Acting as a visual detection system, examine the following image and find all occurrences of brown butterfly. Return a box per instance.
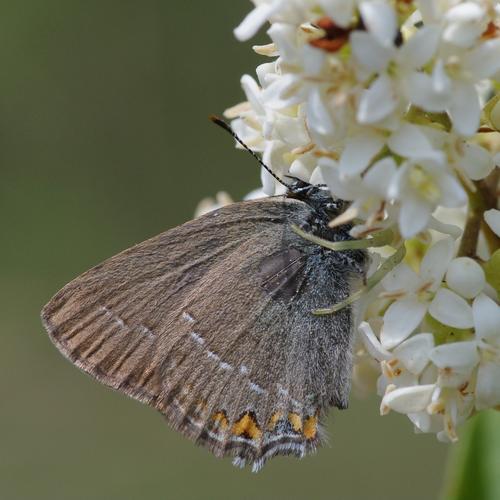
[42,121,367,472]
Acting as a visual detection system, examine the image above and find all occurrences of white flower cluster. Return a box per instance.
[226,0,500,441]
[358,237,500,441]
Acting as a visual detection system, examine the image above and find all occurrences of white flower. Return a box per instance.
[407,27,500,136]
[474,293,500,410]
[260,23,351,142]
[351,18,440,125]
[318,0,358,28]
[195,192,233,217]
[484,208,500,237]
[445,257,486,299]
[409,125,496,182]
[363,289,500,441]
[319,156,396,217]
[428,288,474,329]
[234,0,313,41]
[336,128,388,177]
[442,2,490,48]
[228,71,312,194]
[429,341,479,388]
[381,384,436,415]
[453,141,495,181]
[388,156,467,238]
[379,237,455,349]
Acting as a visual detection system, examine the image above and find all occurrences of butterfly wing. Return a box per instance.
[42,196,365,471]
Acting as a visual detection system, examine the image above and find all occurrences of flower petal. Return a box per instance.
[428,215,463,240]
[437,171,468,208]
[429,341,479,368]
[240,74,265,115]
[339,130,385,177]
[473,293,500,342]
[309,165,325,185]
[463,39,500,79]
[430,341,479,388]
[261,73,303,109]
[407,72,449,112]
[267,23,299,64]
[306,86,334,136]
[443,2,486,48]
[431,60,452,95]
[398,25,440,69]
[399,196,433,238]
[484,209,500,237]
[408,411,442,433]
[388,123,436,159]
[382,384,436,414]
[429,288,474,328]
[359,0,398,48]
[350,31,392,73]
[446,257,486,299]
[382,263,420,293]
[457,143,495,181]
[363,157,398,197]
[393,333,435,375]
[261,164,278,195]
[417,0,441,23]
[359,321,391,361]
[381,297,427,349]
[357,73,398,124]
[420,237,455,291]
[319,158,360,201]
[448,82,481,136]
[234,0,284,41]
[302,43,327,76]
[476,362,500,410]
[319,0,355,27]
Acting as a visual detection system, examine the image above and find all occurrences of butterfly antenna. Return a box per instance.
[210,115,291,189]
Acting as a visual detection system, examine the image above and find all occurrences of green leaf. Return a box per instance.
[442,411,500,500]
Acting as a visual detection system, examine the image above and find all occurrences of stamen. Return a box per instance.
[252,43,278,56]
[291,143,315,155]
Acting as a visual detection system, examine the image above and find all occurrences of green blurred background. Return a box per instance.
[0,1,457,498]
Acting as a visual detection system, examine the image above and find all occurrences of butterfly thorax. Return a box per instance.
[286,182,350,242]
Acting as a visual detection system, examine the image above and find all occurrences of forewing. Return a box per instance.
[42,197,360,471]
[42,198,288,404]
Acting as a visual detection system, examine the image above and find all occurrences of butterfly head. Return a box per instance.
[286,177,347,226]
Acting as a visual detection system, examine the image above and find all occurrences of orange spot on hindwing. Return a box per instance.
[303,416,318,440]
[288,412,303,433]
[231,412,262,440]
[268,411,284,431]
[212,411,229,431]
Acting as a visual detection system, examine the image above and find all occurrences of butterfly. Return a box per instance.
[41,120,368,472]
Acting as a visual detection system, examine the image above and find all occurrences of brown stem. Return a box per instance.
[458,187,484,258]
